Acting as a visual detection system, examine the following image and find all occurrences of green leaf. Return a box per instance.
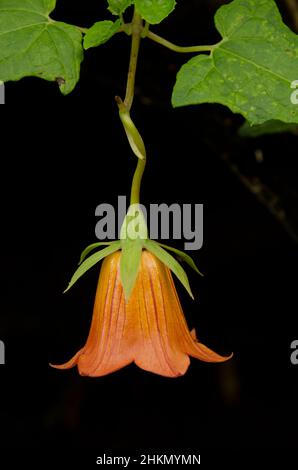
[84,20,121,50]
[107,0,133,15]
[239,120,298,137]
[156,241,203,276]
[0,0,83,95]
[172,0,298,125]
[64,242,121,293]
[145,239,194,299]
[120,238,143,300]
[134,0,176,24]
[79,241,119,264]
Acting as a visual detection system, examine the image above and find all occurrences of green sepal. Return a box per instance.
[119,204,148,301]
[157,242,203,276]
[79,241,119,265]
[83,19,121,50]
[64,241,121,293]
[120,204,148,242]
[120,238,143,301]
[145,239,194,299]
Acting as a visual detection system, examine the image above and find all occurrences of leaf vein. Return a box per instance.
[219,45,292,84]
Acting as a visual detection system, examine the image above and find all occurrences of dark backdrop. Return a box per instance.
[1,0,298,466]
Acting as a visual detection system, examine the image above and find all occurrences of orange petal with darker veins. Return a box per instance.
[51,250,232,378]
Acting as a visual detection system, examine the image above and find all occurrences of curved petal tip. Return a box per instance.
[50,348,84,370]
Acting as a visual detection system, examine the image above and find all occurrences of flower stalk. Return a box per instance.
[116,8,147,207]
[124,9,143,111]
[53,6,233,377]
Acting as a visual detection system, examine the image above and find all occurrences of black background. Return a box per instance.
[1,0,298,466]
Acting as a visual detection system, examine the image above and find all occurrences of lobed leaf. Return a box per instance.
[172,0,298,125]
[0,0,83,94]
[107,0,133,15]
[84,20,121,50]
[134,0,176,24]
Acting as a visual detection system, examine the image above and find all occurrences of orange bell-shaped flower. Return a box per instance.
[52,250,231,377]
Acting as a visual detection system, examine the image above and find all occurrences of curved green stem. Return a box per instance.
[124,10,143,111]
[121,8,146,206]
[116,9,147,206]
[146,30,217,53]
[130,159,146,205]
[120,13,217,207]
